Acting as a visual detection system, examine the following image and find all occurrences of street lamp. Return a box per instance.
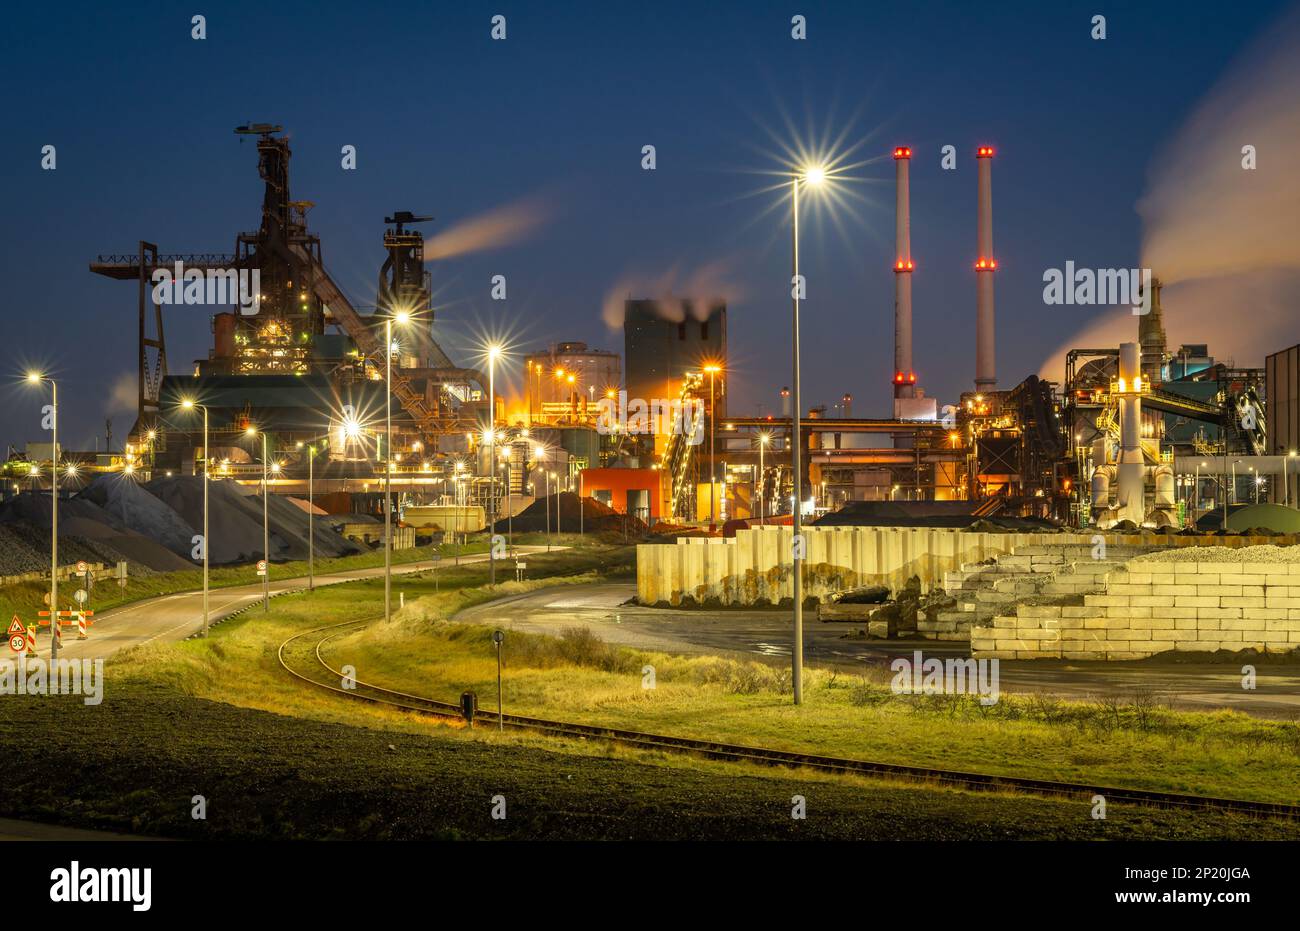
[384,312,412,624]
[246,426,270,611]
[487,344,502,584]
[307,443,316,590]
[704,363,722,528]
[535,446,551,552]
[789,163,826,706]
[181,399,210,634]
[27,372,58,661]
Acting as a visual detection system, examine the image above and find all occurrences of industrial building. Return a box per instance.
[21,131,1280,537]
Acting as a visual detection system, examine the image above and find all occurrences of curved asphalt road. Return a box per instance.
[456,582,1300,719]
[47,548,553,663]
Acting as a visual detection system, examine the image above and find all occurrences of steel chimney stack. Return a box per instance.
[975,146,996,390]
[893,146,915,400]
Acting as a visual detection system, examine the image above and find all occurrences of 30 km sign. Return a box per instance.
[256,560,268,577]
[8,634,25,654]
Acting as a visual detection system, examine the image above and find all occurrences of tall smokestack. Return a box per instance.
[975,146,996,390]
[893,146,915,401]
[1116,341,1146,526]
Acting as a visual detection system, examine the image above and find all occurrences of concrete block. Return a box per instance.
[1085,595,1131,607]
[1221,596,1265,609]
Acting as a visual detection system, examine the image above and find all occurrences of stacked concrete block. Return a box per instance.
[922,542,1147,642]
[972,557,1300,660]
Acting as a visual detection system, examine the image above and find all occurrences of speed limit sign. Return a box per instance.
[8,633,26,653]
[256,560,268,577]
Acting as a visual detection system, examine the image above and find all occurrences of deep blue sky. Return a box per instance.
[1,0,1290,449]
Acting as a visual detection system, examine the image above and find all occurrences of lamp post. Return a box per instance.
[487,344,501,584]
[307,443,315,591]
[382,311,412,622]
[27,373,58,660]
[552,470,560,536]
[536,447,550,552]
[246,427,270,611]
[182,400,210,634]
[788,164,824,706]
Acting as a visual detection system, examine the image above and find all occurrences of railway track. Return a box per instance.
[278,619,1300,820]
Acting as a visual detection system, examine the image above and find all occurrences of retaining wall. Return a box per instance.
[635,527,1101,606]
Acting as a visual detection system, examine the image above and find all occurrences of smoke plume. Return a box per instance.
[601,260,744,329]
[1137,6,1300,283]
[1043,7,1300,379]
[422,193,554,261]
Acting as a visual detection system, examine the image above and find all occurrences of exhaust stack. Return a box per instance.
[975,146,996,389]
[1116,341,1146,526]
[892,147,915,401]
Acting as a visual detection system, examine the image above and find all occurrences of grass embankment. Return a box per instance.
[327,620,1300,808]
[0,530,554,622]
[2,542,1294,839]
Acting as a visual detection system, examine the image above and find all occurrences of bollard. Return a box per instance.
[460,690,478,729]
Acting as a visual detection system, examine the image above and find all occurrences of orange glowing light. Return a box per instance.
[893,146,912,159]
[894,259,914,271]
[977,146,995,157]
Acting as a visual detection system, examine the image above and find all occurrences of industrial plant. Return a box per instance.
[7,0,1300,892]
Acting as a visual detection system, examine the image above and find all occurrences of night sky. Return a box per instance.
[1,0,1291,450]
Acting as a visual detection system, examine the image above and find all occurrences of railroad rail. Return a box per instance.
[278,619,1300,820]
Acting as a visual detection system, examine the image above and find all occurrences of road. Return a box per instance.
[48,548,551,663]
[455,582,1300,718]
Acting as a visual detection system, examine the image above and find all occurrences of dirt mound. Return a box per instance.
[0,492,188,574]
[495,492,646,534]
[78,474,197,557]
[145,476,360,564]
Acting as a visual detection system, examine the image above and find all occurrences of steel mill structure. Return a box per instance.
[57,133,1277,532]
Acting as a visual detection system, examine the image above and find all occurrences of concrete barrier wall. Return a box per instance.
[972,558,1300,659]
[636,527,1105,606]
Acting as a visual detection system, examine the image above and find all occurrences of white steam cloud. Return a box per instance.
[1043,7,1300,379]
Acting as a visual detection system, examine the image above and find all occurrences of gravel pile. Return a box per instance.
[145,476,359,563]
[78,474,198,557]
[1133,544,1300,563]
[0,493,189,575]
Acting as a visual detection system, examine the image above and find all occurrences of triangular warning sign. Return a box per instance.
[7,615,24,636]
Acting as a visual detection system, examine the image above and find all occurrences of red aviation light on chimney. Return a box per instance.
[976,146,995,158]
[893,146,912,159]
[893,371,916,384]
[975,258,997,270]
[894,259,914,272]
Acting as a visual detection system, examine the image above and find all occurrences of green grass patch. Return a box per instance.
[6,543,1294,839]
[324,619,1300,807]
[0,530,603,625]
